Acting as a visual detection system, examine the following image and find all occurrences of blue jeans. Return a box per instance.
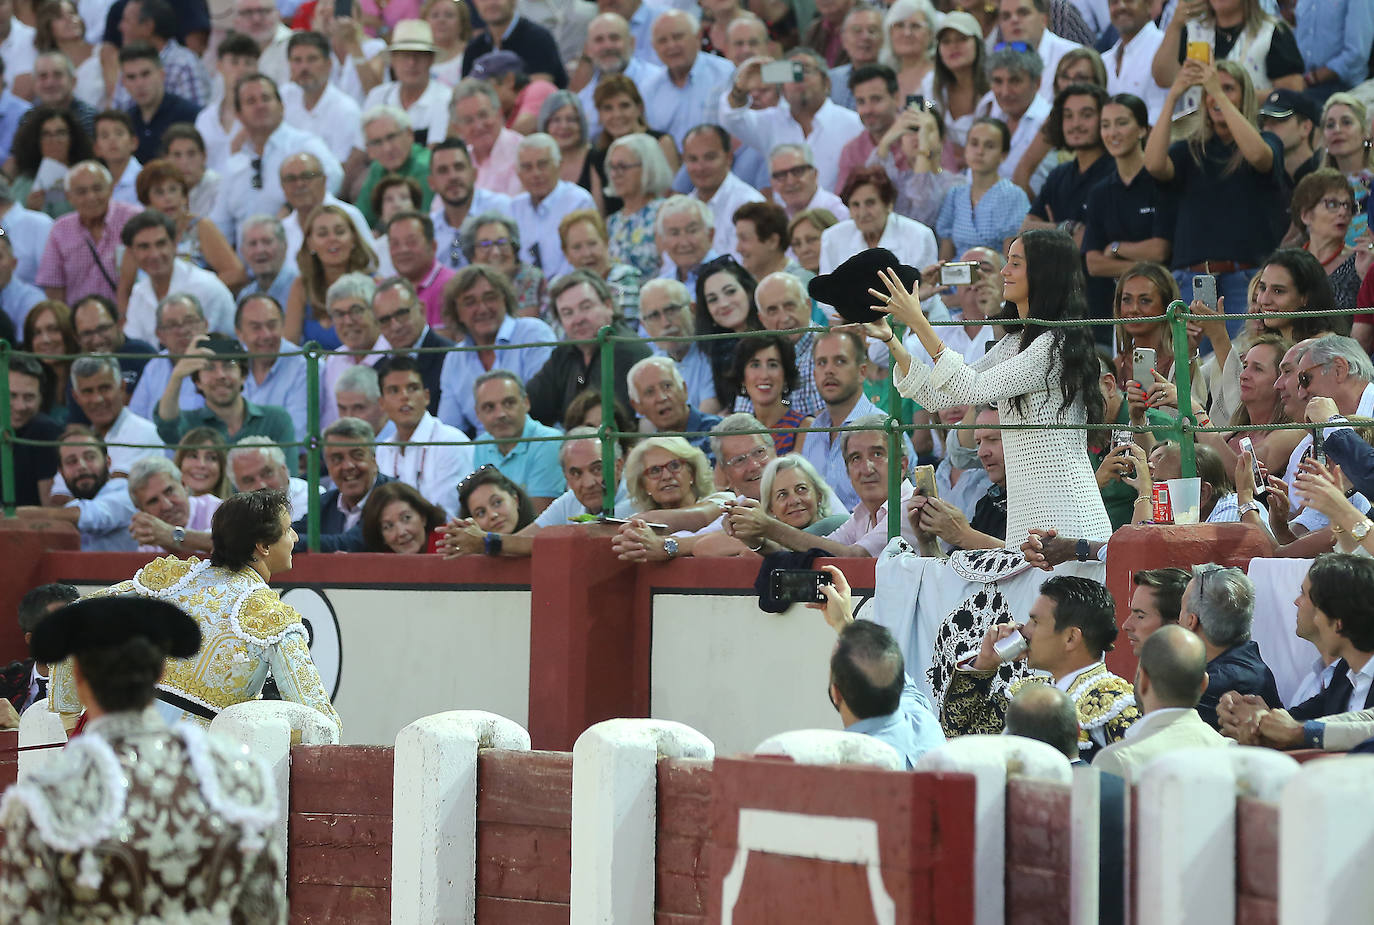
[1173,267,1259,347]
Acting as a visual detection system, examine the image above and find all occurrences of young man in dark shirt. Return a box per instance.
[7,355,61,507]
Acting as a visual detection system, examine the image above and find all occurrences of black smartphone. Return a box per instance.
[334,0,353,17]
[770,569,833,605]
[906,94,926,110]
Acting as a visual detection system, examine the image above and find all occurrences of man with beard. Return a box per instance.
[281,31,368,187]
[1019,84,1113,245]
[428,139,511,271]
[470,370,565,510]
[574,13,664,140]
[627,356,721,461]
[17,426,138,551]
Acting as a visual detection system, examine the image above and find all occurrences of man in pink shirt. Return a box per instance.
[35,161,143,305]
[386,210,455,329]
[835,63,907,194]
[449,78,524,196]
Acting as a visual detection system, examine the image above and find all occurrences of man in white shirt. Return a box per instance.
[233,0,292,86]
[281,31,367,179]
[211,73,344,248]
[0,179,53,286]
[1102,0,1167,123]
[639,10,736,145]
[768,143,849,219]
[576,12,665,140]
[721,50,863,193]
[361,20,453,145]
[683,124,764,259]
[997,0,1082,101]
[375,357,475,519]
[227,436,317,521]
[193,31,259,172]
[509,133,596,280]
[277,152,372,266]
[975,47,1053,189]
[122,211,236,342]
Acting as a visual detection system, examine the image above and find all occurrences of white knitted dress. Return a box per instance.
[895,331,1113,545]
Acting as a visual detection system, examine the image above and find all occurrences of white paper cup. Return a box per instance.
[1166,477,1202,525]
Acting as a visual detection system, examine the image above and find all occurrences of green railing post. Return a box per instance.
[0,340,13,516]
[1166,300,1197,479]
[597,324,615,515]
[885,323,906,541]
[304,341,321,552]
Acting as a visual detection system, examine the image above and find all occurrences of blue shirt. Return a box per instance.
[535,479,635,525]
[1295,0,1373,87]
[510,180,596,280]
[0,90,32,165]
[237,265,299,311]
[628,0,670,66]
[0,203,53,285]
[433,188,512,271]
[471,415,568,500]
[437,314,556,437]
[800,393,914,513]
[128,354,205,421]
[241,338,310,439]
[0,278,44,332]
[651,342,718,410]
[68,476,139,552]
[640,52,737,145]
[846,674,946,770]
[936,177,1030,257]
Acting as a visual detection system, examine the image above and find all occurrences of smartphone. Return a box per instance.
[761,60,803,84]
[770,569,833,605]
[1192,274,1218,312]
[1186,40,1212,64]
[1239,436,1268,501]
[940,261,978,287]
[1312,428,1327,466]
[333,0,352,16]
[1132,347,1156,386]
[1112,429,1136,477]
[906,94,927,110]
[912,464,938,498]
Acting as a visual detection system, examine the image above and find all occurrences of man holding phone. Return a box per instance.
[835,63,905,193]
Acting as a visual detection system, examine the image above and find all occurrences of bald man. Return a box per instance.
[1092,625,1229,781]
[574,12,665,139]
[1005,683,1081,762]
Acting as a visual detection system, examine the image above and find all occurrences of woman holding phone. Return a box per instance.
[870,229,1112,546]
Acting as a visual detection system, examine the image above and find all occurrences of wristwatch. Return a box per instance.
[663,537,679,559]
[1075,538,1090,561]
[171,525,187,547]
[1237,500,1264,517]
[1353,520,1373,541]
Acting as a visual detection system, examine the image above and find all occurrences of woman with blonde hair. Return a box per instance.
[1150,0,1304,99]
[1319,93,1374,245]
[284,204,379,348]
[604,132,674,280]
[612,436,743,561]
[423,0,473,86]
[879,0,937,101]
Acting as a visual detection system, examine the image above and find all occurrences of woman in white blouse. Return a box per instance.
[818,165,938,282]
[867,229,1113,546]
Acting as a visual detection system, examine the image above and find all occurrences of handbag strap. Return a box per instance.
[84,237,118,292]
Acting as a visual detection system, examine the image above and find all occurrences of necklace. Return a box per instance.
[1304,240,1344,268]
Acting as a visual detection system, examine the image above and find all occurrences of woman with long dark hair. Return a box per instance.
[874,229,1112,545]
[695,255,763,408]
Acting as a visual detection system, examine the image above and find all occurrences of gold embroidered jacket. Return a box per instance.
[941,661,1139,760]
[50,556,341,734]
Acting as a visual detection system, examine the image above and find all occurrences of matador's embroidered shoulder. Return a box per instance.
[231,587,306,646]
[131,555,202,593]
[1068,664,1138,733]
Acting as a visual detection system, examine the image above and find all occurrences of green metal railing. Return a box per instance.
[1,301,1363,549]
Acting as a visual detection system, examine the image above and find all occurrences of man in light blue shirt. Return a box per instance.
[0,180,53,285]
[236,215,299,310]
[236,293,309,440]
[470,369,567,508]
[813,565,945,769]
[1294,0,1374,100]
[510,133,596,280]
[0,77,31,166]
[640,277,719,411]
[0,231,43,333]
[26,429,140,552]
[436,266,557,436]
[638,9,735,144]
[611,0,671,66]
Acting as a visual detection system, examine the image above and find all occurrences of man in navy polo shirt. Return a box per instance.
[462,0,568,88]
[120,42,200,164]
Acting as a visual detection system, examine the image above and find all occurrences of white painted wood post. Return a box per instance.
[16,700,67,779]
[914,734,1072,925]
[1280,755,1374,925]
[753,728,904,769]
[570,718,714,925]
[390,710,531,925]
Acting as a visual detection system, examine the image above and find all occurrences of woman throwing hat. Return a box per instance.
[868,230,1112,546]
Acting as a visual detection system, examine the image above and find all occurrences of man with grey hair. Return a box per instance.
[1178,564,1282,729]
[448,78,524,196]
[0,176,54,287]
[127,455,219,555]
[638,278,719,412]
[973,46,1051,190]
[47,356,162,503]
[1296,333,1374,422]
[228,435,315,521]
[511,133,594,279]
[334,364,387,435]
[722,49,863,193]
[321,273,389,428]
[278,153,371,266]
[129,294,209,420]
[356,105,432,229]
[25,50,97,137]
[827,4,885,109]
[639,8,735,144]
[767,142,848,218]
[290,416,392,552]
[752,271,824,416]
[710,411,844,509]
[628,354,721,460]
[1005,684,1082,761]
[237,215,299,309]
[574,12,664,140]
[36,161,141,305]
[470,368,566,510]
[1093,625,1228,783]
[439,427,632,557]
[654,194,720,289]
[995,0,1081,102]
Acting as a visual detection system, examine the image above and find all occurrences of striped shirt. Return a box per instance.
[936,178,1030,258]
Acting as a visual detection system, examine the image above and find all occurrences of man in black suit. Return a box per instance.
[372,276,452,416]
[1177,564,1282,728]
[0,583,80,725]
[290,416,393,553]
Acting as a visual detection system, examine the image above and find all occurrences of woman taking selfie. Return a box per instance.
[875,229,1112,545]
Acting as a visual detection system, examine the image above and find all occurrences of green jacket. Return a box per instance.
[356,145,434,229]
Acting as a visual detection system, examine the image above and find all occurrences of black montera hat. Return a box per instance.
[808,248,921,323]
[30,596,201,664]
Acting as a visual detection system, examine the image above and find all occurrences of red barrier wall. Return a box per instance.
[476,750,573,923]
[1005,778,1073,925]
[1236,797,1279,925]
[0,522,80,662]
[657,757,713,924]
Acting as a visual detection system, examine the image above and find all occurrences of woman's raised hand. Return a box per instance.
[869,266,929,332]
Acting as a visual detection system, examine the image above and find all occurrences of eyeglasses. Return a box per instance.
[993,41,1031,53]
[366,129,407,149]
[376,303,415,326]
[1320,198,1355,214]
[327,303,371,323]
[281,170,323,185]
[643,458,687,481]
[607,160,641,174]
[641,302,687,325]
[1296,362,1331,390]
[475,237,512,252]
[725,445,771,469]
[77,321,117,339]
[770,163,814,183]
